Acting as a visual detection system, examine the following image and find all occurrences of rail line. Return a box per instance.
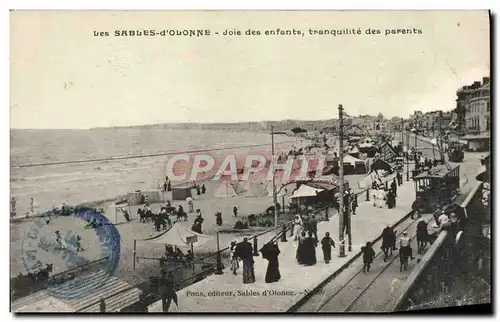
[314,215,424,312]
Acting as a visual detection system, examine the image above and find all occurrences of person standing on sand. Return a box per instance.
[201,184,206,194]
[233,206,238,217]
[30,198,35,214]
[215,210,223,226]
[10,197,16,218]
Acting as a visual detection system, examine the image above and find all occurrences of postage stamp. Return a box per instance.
[21,206,121,301]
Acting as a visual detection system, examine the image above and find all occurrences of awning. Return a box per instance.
[290,185,324,199]
[343,155,363,165]
[143,223,213,248]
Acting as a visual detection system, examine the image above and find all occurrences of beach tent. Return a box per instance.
[290,185,324,199]
[109,199,131,224]
[231,181,247,195]
[343,155,363,166]
[243,173,269,197]
[143,222,213,248]
[213,182,238,198]
[370,159,393,174]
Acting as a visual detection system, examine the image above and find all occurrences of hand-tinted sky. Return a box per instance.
[10,10,490,129]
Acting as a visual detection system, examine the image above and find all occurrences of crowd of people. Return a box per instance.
[370,172,403,210]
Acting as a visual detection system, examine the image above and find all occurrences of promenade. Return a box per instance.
[149,176,417,312]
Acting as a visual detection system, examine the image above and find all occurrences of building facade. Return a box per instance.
[455,77,490,151]
[454,77,490,134]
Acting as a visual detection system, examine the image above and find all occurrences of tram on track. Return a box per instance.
[413,164,460,213]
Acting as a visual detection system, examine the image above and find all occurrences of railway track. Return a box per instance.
[297,213,433,312]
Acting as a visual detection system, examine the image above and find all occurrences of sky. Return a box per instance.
[10,10,490,129]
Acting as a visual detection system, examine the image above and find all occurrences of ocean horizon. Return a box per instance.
[10,127,303,215]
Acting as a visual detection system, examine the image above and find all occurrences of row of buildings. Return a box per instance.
[405,76,490,151]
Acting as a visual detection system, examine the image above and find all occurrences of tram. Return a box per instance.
[413,164,460,213]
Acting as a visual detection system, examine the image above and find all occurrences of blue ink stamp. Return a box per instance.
[20,206,121,301]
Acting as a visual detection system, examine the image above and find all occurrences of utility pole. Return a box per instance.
[414,122,418,168]
[271,125,278,227]
[338,104,346,257]
[439,111,444,161]
[407,123,411,181]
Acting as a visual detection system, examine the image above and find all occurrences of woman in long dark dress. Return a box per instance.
[215,211,223,226]
[321,232,336,264]
[235,238,255,284]
[296,231,306,264]
[261,242,281,283]
[302,231,318,266]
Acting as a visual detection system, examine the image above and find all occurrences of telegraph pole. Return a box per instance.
[406,124,410,181]
[439,111,444,160]
[338,105,346,257]
[271,125,278,227]
[414,120,418,160]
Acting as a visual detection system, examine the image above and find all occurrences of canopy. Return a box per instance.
[343,155,363,166]
[213,182,238,198]
[290,185,324,199]
[144,222,213,248]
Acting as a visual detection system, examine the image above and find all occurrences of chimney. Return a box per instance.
[483,77,490,85]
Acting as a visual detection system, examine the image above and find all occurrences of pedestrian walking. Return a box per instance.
[362,241,375,273]
[301,231,318,266]
[292,215,303,240]
[411,197,422,219]
[351,196,358,215]
[397,171,403,186]
[261,242,281,283]
[321,232,336,264]
[230,241,239,275]
[310,215,318,242]
[234,238,255,284]
[391,178,397,197]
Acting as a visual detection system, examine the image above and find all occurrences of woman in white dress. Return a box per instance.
[377,189,387,208]
[293,215,303,241]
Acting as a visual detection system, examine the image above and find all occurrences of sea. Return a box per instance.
[10,128,301,216]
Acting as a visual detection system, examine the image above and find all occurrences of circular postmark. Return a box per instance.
[21,206,121,301]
